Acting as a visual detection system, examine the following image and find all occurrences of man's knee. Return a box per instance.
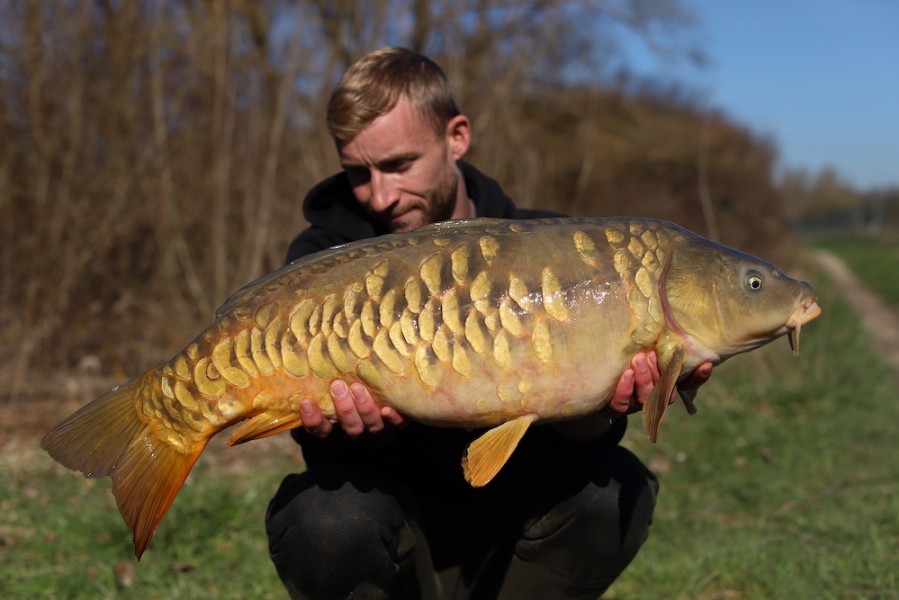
[601,445,659,551]
[511,446,658,593]
[265,468,415,599]
[574,445,659,558]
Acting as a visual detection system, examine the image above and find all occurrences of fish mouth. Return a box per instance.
[786,299,822,356]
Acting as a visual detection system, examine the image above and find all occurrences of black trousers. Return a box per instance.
[265,424,658,600]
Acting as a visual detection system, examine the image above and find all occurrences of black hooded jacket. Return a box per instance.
[285,162,625,471]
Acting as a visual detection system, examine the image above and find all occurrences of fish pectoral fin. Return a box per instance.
[643,343,686,443]
[462,414,538,487]
[678,389,699,415]
[227,411,303,446]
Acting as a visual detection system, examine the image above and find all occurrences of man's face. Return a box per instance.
[337,98,470,233]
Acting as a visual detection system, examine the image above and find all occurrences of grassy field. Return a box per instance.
[2,243,897,599]
[1,434,299,599]
[609,245,899,599]
[816,236,899,309]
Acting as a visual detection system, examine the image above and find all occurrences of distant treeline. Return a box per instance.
[0,1,889,385]
[781,167,899,236]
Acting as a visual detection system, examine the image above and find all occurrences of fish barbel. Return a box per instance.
[42,217,821,557]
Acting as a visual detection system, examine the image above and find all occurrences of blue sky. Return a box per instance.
[623,0,899,191]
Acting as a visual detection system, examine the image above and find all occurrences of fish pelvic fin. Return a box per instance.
[643,343,686,443]
[462,414,538,487]
[226,410,303,445]
[41,377,205,560]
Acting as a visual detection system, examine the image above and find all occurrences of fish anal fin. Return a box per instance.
[227,411,303,446]
[643,344,686,443]
[462,414,538,487]
[679,389,699,415]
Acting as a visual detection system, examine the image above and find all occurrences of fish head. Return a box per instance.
[662,239,822,364]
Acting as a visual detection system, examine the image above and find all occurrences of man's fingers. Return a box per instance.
[676,361,712,414]
[647,351,659,377]
[301,399,333,439]
[693,362,714,386]
[605,368,636,415]
[681,361,714,392]
[331,380,365,436]
[348,382,384,433]
[380,406,407,428]
[300,380,394,438]
[632,353,657,407]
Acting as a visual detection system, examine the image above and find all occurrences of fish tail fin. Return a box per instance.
[643,344,685,443]
[41,377,205,559]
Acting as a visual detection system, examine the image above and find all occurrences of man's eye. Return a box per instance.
[383,160,412,173]
[346,168,370,183]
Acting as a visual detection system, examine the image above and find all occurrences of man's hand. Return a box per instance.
[677,359,713,413]
[556,351,713,441]
[604,351,713,417]
[303,352,712,440]
[300,380,406,439]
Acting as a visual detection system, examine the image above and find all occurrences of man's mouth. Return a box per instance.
[390,208,420,230]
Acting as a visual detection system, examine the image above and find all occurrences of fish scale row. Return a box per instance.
[142,222,637,438]
[280,242,574,388]
[604,221,678,348]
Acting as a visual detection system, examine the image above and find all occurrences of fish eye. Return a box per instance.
[746,272,764,291]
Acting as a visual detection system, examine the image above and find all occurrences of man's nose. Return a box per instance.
[369,170,397,212]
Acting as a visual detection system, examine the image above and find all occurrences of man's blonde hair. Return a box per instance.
[327,47,461,144]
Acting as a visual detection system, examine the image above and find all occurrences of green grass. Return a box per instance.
[3,247,898,599]
[816,236,899,310]
[1,442,298,599]
[608,256,899,599]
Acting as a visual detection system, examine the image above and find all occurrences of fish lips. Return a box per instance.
[786,298,822,355]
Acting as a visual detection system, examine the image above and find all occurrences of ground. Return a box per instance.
[810,249,899,370]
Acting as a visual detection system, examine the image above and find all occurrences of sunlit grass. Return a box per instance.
[816,236,899,309]
[609,257,899,599]
[1,439,298,599]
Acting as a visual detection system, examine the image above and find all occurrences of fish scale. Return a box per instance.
[142,221,593,438]
[41,216,821,558]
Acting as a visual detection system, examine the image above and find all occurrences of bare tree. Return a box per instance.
[5,0,753,398]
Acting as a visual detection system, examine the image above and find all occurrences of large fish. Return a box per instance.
[42,217,821,558]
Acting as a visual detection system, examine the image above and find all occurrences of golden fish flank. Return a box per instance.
[42,216,821,558]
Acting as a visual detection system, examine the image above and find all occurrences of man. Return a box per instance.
[266,47,712,599]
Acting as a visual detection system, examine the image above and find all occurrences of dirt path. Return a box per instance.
[810,249,899,370]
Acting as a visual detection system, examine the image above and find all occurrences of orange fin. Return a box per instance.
[41,376,205,559]
[462,414,537,487]
[227,411,303,446]
[643,344,685,443]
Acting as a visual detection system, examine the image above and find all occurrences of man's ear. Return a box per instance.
[446,115,471,160]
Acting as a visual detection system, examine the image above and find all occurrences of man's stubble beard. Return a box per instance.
[424,168,458,226]
[390,168,459,233]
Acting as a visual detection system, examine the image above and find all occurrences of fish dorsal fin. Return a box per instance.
[462,414,538,487]
[215,219,512,320]
[417,217,509,233]
[215,218,519,319]
[213,241,359,319]
[643,341,686,443]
